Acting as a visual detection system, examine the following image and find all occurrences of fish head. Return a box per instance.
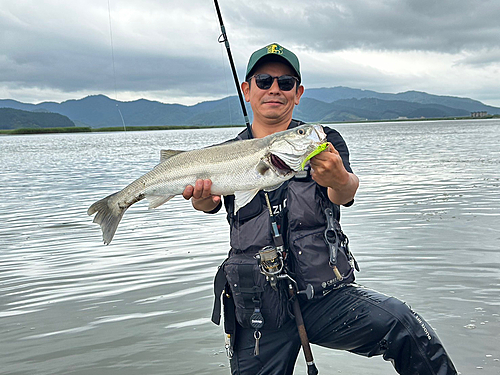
[266,124,327,174]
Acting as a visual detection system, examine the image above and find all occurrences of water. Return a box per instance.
[1,119,499,374]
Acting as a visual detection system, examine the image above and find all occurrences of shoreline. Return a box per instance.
[1,116,498,135]
[0,124,243,135]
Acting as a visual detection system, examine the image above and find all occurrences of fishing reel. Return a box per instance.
[256,246,314,300]
[255,246,284,291]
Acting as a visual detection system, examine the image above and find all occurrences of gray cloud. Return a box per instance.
[0,0,499,106]
[0,0,230,99]
[455,48,500,67]
[227,0,500,53]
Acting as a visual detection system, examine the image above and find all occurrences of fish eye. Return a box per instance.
[297,128,305,135]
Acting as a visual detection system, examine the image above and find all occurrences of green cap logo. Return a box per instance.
[267,44,284,55]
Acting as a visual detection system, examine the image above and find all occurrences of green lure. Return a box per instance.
[301,142,329,170]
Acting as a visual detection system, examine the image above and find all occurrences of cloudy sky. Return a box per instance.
[1,0,499,107]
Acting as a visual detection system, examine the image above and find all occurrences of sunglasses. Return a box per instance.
[249,74,299,91]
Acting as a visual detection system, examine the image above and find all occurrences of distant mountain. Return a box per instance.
[0,95,249,128]
[302,87,500,114]
[295,97,471,122]
[0,108,75,130]
[0,87,498,129]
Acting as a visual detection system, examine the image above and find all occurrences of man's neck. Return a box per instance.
[251,117,292,138]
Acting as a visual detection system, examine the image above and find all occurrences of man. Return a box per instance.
[183,43,457,375]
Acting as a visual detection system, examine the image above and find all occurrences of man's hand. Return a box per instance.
[310,143,359,205]
[182,179,221,212]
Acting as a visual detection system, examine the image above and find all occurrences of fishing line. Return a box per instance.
[218,34,233,126]
[107,0,126,131]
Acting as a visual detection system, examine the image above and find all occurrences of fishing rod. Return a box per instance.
[213,0,253,138]
[213,2,318,373]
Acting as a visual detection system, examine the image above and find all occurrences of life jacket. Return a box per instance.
[211,121,358,333]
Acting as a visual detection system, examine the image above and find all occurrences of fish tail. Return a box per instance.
[87,192,129,245]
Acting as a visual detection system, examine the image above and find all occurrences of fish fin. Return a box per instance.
[87,192,131,245]
[256,160,270,175]
[234,189,260,213]
[263,182,284,192]
[160,149,185,162]
[147,194,175,209]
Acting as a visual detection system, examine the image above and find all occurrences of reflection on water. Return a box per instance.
[1,120,499,374]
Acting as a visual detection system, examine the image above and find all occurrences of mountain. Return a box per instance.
[0,88,498,129]
[302,87,499,114]
[0,108,75,129]
[0,95,250,128]
[295,97,471,122]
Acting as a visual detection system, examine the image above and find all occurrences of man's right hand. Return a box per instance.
[182,179,221,212]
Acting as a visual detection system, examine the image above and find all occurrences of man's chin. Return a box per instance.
[261,107,287,119]
[262,112,284,120]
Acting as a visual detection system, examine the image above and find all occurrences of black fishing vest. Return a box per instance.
[211,121,358,332]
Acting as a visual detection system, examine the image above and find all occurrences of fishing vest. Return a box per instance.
[211,122,358,332]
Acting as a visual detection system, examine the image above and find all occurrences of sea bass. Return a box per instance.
[88,124,327,244]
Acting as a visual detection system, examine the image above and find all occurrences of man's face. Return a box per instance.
[242,61,304,125]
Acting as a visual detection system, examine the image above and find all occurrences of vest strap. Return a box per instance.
[211,261,228,325]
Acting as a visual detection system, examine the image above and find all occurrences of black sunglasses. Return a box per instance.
[249,74,299,91]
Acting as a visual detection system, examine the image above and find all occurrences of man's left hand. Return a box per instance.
[310,143,349,188]
[310,143,359,205]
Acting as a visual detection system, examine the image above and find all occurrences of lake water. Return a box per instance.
[1,119,499,375]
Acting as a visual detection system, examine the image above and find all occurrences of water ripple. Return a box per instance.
[1,122,499,374]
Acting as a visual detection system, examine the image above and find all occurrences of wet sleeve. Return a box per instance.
[324,126,353,174]
[323,126,355,207]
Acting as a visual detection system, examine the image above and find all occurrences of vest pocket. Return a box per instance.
[289,229,355,298]
[224,252,288,330]
[229,204,272,253]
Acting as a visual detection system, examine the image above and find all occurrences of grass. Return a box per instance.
[95,125,241,132]
[0,126,92,135]
[0,124,243,135]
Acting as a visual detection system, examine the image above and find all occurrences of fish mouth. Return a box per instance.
[270,154,292,173]
[266,124,327,174]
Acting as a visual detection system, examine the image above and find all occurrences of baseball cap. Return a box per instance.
[245,43,301,82]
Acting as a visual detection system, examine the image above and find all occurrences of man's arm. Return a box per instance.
[309,143,359,206]
[182,179,221,212]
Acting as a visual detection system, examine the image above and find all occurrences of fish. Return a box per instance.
[88,124,327,244]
